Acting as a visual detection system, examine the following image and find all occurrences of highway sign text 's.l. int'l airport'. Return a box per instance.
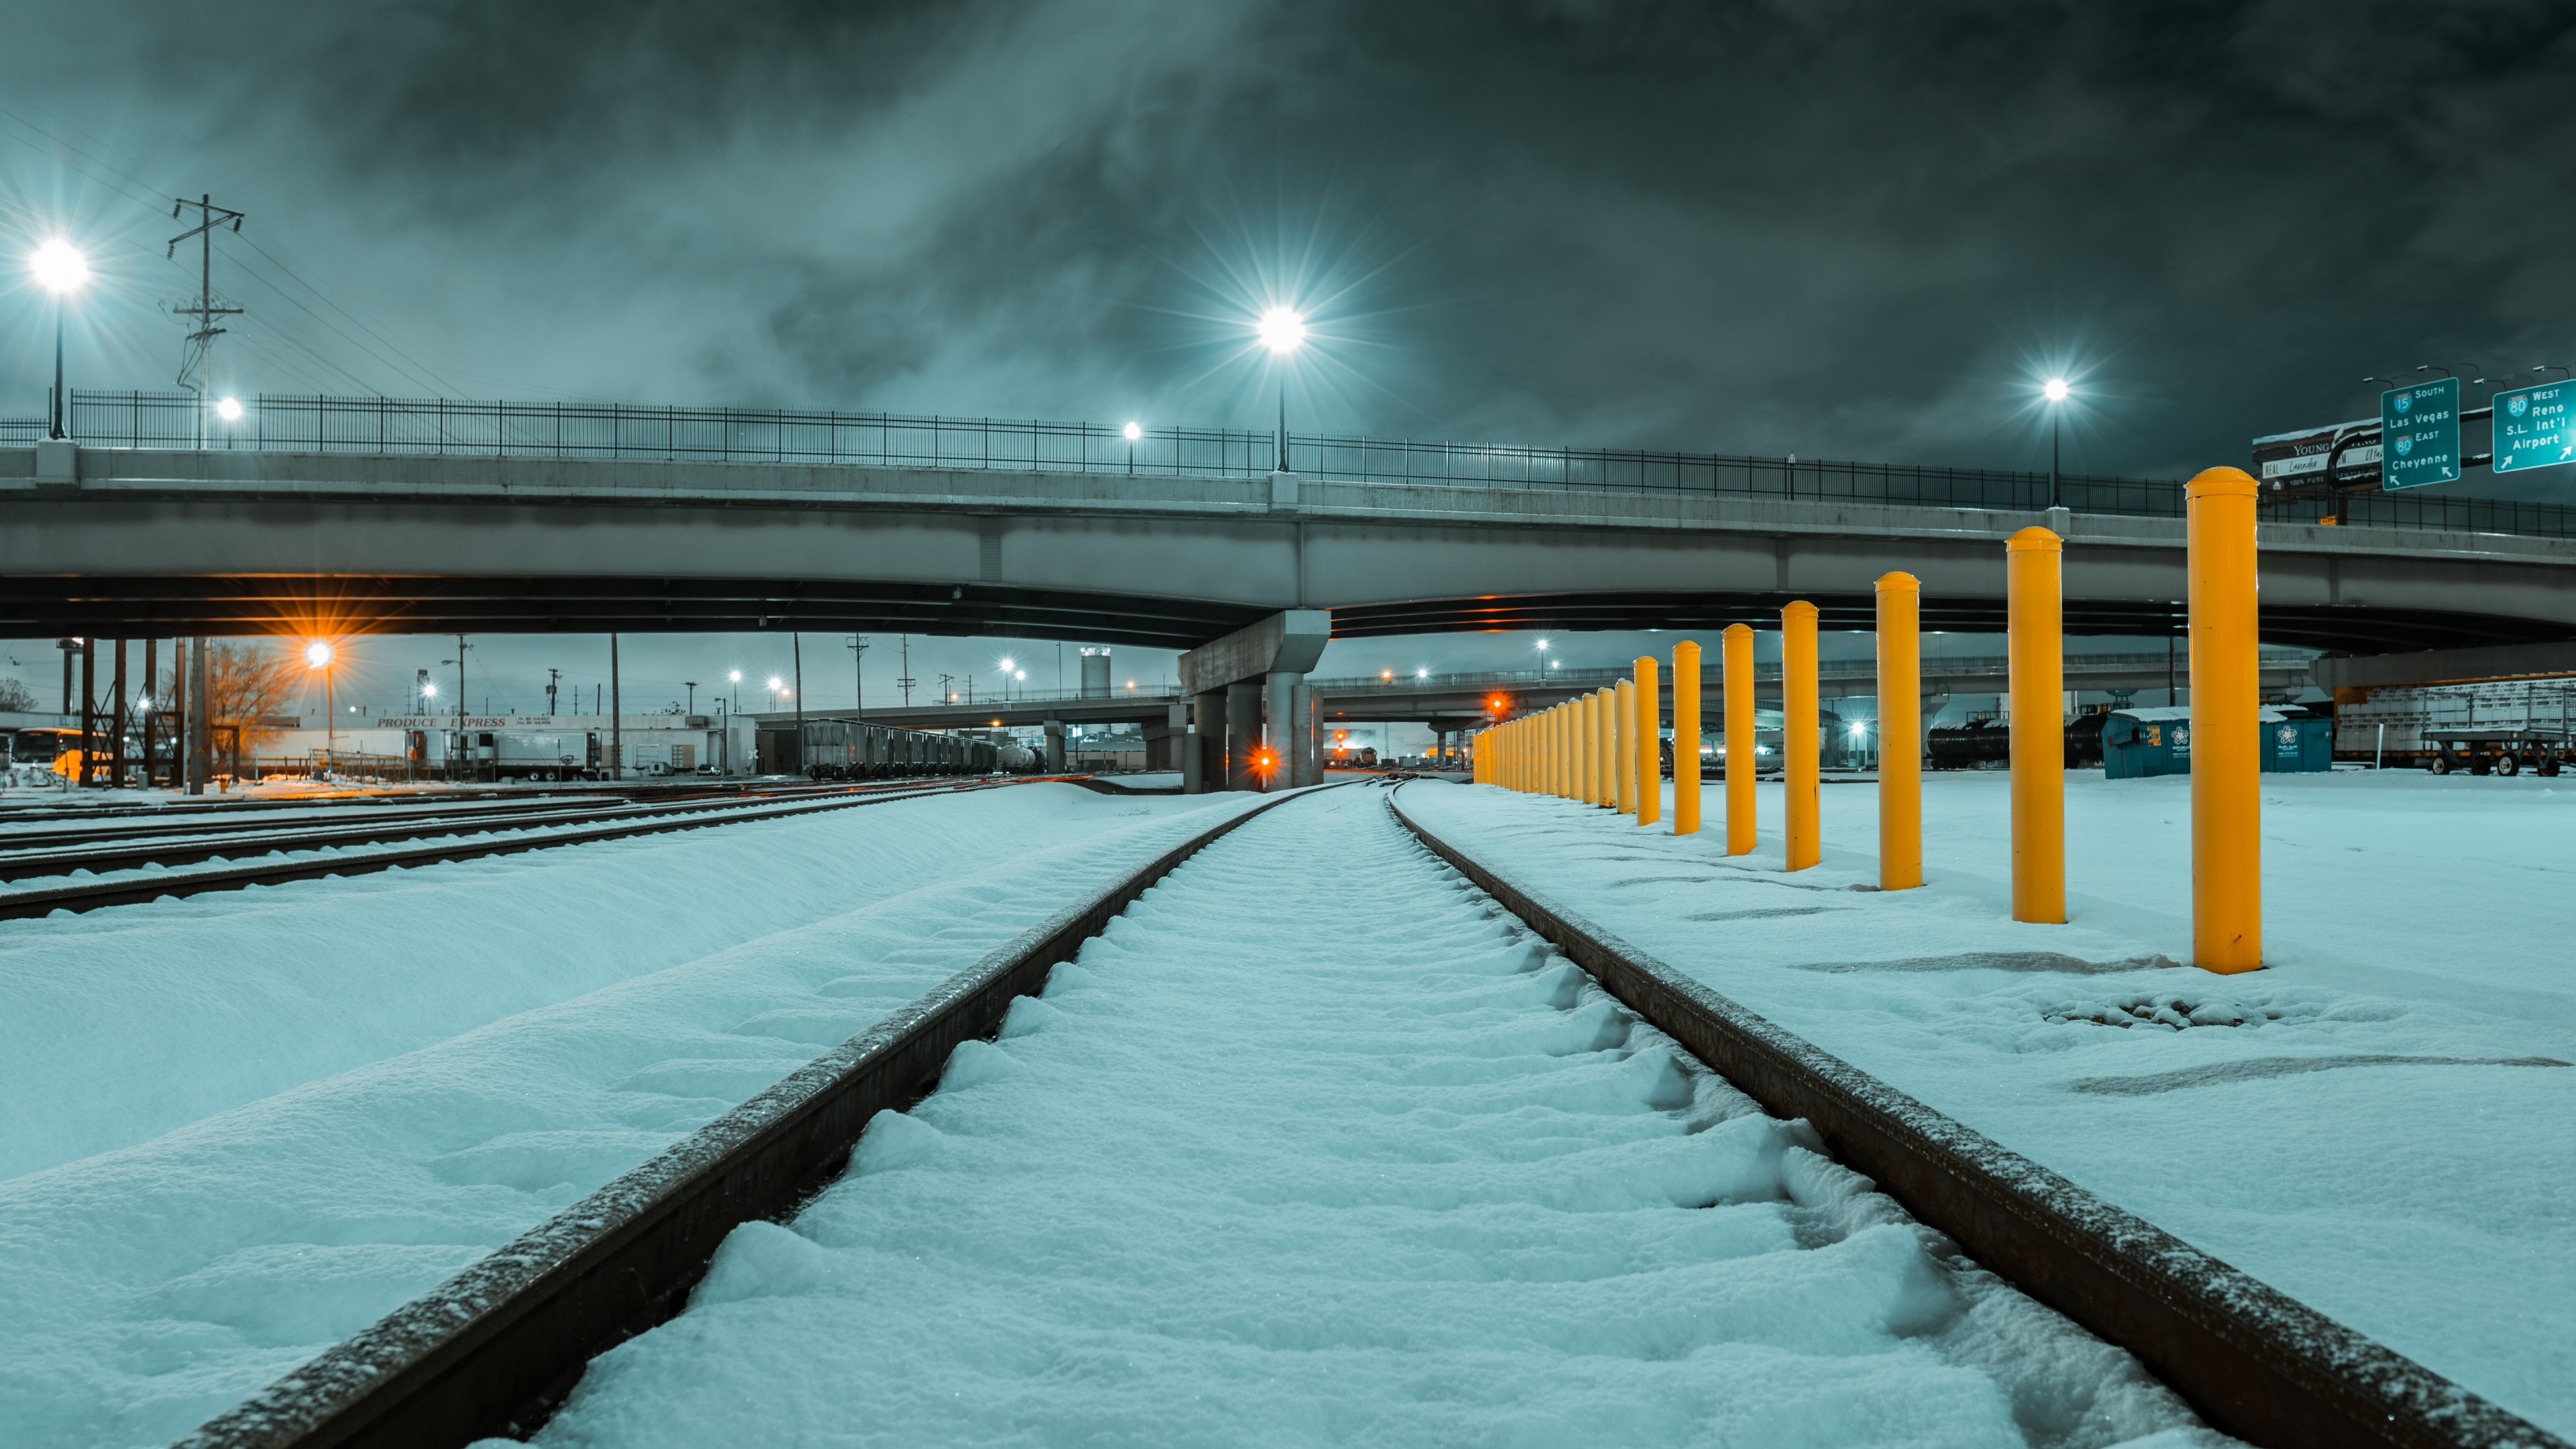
[2491,379,2573,474]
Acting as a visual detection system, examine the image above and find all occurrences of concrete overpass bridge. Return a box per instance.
[8,435,2576,659]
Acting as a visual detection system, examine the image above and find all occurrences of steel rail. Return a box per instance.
[0,782,991,920]
[1385,786,2564,1449]
[0,780,981,880]
[172,784,1327,1449]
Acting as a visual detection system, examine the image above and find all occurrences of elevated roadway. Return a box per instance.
[7,442,2574,653]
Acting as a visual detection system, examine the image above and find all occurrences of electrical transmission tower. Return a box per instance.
[168,195,246,448]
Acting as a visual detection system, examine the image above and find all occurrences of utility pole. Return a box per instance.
[848,635,869,721]
[792,633,806,777]
[610,635,623,780]
[546,667,561,718]
[898,636,914,706]
[168,195,246,448]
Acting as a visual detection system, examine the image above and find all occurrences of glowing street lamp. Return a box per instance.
[1122,418,1143,474]
[306,640,337,765]
[215,396,243,423]
[2041,376,2071,509]
[1257,304,1307,472]
[30,239,89,440]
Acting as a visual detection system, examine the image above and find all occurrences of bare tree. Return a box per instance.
[0,679,38,713]
[205,641,302,754]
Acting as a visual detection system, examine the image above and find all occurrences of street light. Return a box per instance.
[2042,376,2070,510]
[1258,304,1307,472]
[30,239,89,440]
[216,396,243,422]
[306,640,337,768]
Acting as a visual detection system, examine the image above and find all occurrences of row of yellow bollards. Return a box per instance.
[1470,467,2264,974]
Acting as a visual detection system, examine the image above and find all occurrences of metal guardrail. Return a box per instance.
[15,389,2576,540]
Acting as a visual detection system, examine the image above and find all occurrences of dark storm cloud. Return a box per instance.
[9,0,2576,484]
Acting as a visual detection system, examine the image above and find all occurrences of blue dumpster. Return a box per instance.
[2104,707,2330,778]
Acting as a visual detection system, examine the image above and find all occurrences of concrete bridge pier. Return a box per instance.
[1178,610,1332,794]
[1187,692,1223,793]
[1044,719,1066,772]
[1226,682,1263,791]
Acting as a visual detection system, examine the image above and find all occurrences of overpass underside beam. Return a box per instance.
[1328,592,2569,655]
[0,576,1271,647]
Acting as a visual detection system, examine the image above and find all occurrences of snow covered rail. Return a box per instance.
[1386,785,2565,1449]
[168,783,1323,1449]
[0,780,971,882]
[0,781,991,920]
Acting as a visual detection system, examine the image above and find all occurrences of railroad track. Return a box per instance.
[0,777,1003,921]
[0,778,980,883]
[170,778,2561,1449]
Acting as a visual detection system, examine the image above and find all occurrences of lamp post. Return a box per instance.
[2043,376,2070,510]
[30,239,89,440]
[1123,419,1142,474]
[305,640,335,773]
[1258,305,1307,471]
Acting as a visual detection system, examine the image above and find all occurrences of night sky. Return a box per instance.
[5,1,2573,728]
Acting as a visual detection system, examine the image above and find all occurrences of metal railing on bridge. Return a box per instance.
[12,388,2576,541]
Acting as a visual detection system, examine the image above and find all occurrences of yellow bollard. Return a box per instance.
[1672,641,1701,835]
[1876,574,1922,890]
[1574,694,1593,804]
[1782,602,1820,870]
[1555,705,1570,798]
[1599,687,1619,808]
[1723,623,1756,855]
[1607,675,1627,814]
[2190,467,2263,972]
[1634,655,1662,826]
[1576,686,1597,799]
[2008,528,2065,923]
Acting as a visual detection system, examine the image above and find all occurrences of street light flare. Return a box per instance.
[2044,377,2070,402]
[30,239,88,294]
[216,396,244,421]
[1256,305,1307,354]
[304,640,333,669]
[1122,420,1142,441]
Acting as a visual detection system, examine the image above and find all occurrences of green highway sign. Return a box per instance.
[2492,379,2574,474]
[2379,376,2459,490]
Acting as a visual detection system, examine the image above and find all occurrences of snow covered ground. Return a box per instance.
[1402,770,2576,1437]
[526,786,2220,1449]
[0,784,1262,1449]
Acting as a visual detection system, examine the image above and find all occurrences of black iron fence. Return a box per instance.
[11,388,2576,540]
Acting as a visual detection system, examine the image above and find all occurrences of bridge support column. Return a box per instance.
[1265,671,1303,788]
[1044,718,1066,772]
[1227,682,1263,790]
[1292,682,1318,786]
[1187,692,1224,793]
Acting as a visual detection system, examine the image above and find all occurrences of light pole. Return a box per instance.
[30,240,89,440]
[2042,377,2070,510]
[1123,419,1142,475]
[306,640,335,772]
[1258,305,1307,472]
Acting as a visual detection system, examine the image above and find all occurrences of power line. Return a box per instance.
[168,194,245,439]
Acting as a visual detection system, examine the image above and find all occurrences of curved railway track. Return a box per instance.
[168,780,2560,1449]
[0,777,1014,920]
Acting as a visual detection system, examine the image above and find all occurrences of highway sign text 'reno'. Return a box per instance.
[2492,380,2573,475]
[2379,377,2460,490]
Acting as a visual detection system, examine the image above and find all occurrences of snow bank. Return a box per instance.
[0,786,1262,1449]
[530,788,2216,1448]
[1402,771,2576,1436]
[3,784,1132,1179]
